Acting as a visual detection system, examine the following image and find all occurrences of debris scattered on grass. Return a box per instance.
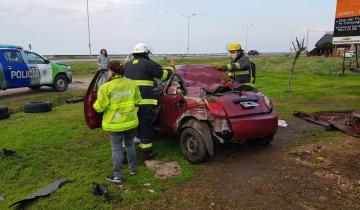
[2,148,16,156]
[0,195,4,201]
[92,183,110,198]
[278,120,288,128]
[144,183,151,187]
[145,160,182,179]
[65,96,84,104]
[148,189,155,193]
[316,156,325,162]
[294,110,360,138]
[9,179,68,208]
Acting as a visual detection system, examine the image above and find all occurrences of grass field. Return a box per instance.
[0,56,359,209]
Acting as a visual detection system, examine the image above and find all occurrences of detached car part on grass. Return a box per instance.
[84,65,278,163]
[294,110,360,138]
[9,179,68,208]
[23,101,52,113]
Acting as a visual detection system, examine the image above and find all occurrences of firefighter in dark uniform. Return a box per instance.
[223,42,256,87]
[124,43,173,160]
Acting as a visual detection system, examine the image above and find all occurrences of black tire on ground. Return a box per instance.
[180,127,209,164]
[52,74,68,92]
[23,101,52,113]
[0,111,10,120]
[0,106,8,114]
[250,135,274,146]
[29,85,41,90]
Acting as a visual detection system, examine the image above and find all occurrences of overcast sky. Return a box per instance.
[0,0,337,55]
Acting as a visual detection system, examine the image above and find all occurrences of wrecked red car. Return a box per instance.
[85,65,278,163]
[154,64,278,163]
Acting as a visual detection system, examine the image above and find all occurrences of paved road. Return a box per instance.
[0,77,92,97]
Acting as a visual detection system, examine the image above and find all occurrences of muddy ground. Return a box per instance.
[153,118,360,210]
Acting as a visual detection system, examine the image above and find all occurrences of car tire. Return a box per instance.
[23,101,52,113]
[180,127,209,163]
[0,106,10,120]
[53,74,68,92]
[0,106,8,114]
[251,135,274,146]
[29,85,41,90]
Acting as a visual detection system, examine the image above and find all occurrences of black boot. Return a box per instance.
[142,149,157,161]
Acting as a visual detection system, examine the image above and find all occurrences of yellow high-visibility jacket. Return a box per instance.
[93,75,142,132]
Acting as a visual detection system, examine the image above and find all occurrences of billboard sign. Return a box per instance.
[333,0,360,45]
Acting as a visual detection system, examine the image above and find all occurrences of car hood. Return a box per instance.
[176,64,241,93]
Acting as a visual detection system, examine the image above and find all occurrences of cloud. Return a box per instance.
[0,0,142,15]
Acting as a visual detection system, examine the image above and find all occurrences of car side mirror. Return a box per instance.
[44,60,50,64]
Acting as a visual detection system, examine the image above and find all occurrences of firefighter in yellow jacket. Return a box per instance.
[223,42,256,86]
[93,60,142,183]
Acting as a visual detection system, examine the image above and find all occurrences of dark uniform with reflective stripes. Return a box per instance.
[124,54,173,158]
[223,53,256,85]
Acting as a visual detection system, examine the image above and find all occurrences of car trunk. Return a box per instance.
[208,92,271,118]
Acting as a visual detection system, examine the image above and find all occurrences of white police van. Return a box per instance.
[0,45,72,91]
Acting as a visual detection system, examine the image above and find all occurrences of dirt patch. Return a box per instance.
[152,118,360,210]
[145,160,182,179]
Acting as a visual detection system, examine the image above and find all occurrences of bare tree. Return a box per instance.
[288,38,306,91]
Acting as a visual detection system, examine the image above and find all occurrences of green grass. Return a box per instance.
[0,56,359,209]
[0,104,195,209]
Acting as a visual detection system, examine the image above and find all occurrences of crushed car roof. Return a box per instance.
[175,64,241,93]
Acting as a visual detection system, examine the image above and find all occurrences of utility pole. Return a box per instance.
[182,13,196,54]
[86,0,92,56]
[244,24,254,51]
[306,29,310,51]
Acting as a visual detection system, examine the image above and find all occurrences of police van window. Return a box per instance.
[3,51,24,64]
[25,52,46,64]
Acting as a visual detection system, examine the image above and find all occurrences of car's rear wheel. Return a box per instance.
[180,127,209,163]
[53,74,68,92]
[250,135,274,146]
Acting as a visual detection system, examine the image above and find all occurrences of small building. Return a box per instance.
[309,32,352,57]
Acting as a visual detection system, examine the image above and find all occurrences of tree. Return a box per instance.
[288,38,306,91]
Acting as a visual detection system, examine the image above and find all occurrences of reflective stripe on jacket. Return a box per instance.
[93,75,142,132]
[124,54,173,106]
[223,54,255,85]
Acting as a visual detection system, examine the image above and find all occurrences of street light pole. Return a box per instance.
[86,0,92,56]
[182,13,196,54]
[245,24,253,51]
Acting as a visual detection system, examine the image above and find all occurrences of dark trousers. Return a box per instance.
[137,105,155,145]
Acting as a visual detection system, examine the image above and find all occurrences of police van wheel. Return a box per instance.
[0,106,10,120]
[53,74,68,92]
[29,85,41,90]
[23,102,52,113]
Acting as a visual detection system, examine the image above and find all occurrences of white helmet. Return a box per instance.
[132,42,152,54]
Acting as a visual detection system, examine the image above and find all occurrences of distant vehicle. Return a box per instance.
[345,51,356,58]
[248,50,260,56]
[85,65,278,163]
[0,45,72,91]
